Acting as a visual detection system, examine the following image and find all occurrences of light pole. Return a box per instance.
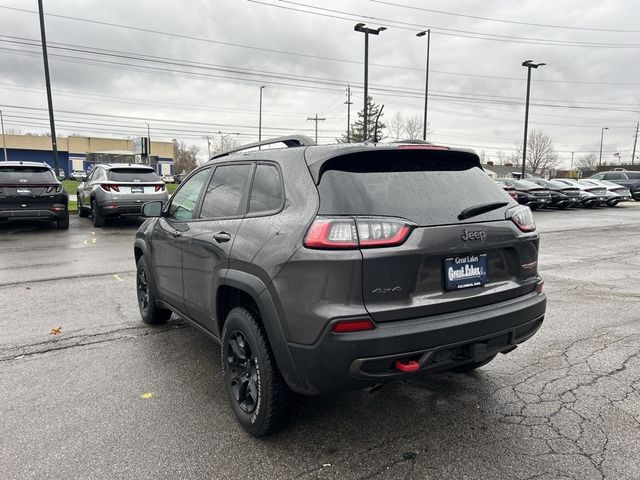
[598,127,609,167]
[0,109,7,161]
[258,86,265,149]
[521,60,545,179]
[416,29,430,141]
[354,23,386,141]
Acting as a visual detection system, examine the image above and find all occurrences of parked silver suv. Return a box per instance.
[77,164,168,227]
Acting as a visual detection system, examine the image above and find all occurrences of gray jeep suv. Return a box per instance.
[134,137,546,436]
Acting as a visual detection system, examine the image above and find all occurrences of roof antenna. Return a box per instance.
[372,105,384,143]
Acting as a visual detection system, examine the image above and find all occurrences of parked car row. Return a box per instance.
[495,173,633,210]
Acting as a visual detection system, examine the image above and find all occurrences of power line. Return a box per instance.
[2,38,639,113]
[369,0,640,33]
[256,1,640,48]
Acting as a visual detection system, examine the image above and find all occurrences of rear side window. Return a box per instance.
[108,168,159,182]
[317,150,509,226]
[248,164,284,214]
[200,164,252,219]
[625,172,640,179]
[0,166,55,182]
[603,173,623,180]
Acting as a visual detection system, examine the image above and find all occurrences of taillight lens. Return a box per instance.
[100,184,120,192]
[507,206,536,232]
[154,184,165,192]
[304,216,413,249]
[331,318,375,333]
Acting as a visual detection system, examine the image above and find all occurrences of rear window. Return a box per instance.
[625,172,640,179]
[0,166,56,182]
[514,180,541,189]
[317,150,509,226]
[107,168,159,182]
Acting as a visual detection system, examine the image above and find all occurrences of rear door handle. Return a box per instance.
[213,231,232,243]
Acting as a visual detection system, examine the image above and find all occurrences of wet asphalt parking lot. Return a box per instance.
[1,204,640,480]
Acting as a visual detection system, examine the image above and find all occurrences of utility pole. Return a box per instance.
[570,152,574,178]
[205,135,211,159]
[306,114,326,144]
[145,122,151,165]
[599,127,608,167]
[416,29,431,141]
[354,23,386,141]
[0,110,7,161]
[345,85,353,143]
[632,121,639,166]
[38,0,59,176]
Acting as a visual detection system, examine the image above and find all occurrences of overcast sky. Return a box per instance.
[1,0,639,167]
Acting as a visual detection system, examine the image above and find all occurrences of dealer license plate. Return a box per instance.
[16,188,31,195]
[444,254,488,291]
[131,186,144,193]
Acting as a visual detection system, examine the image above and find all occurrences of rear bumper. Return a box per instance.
[0,206,66,221]
[287,291,546,395]
[97,198,166,217]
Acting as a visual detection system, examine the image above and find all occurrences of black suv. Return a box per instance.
[0,161,69,229]
[134,137,546,436]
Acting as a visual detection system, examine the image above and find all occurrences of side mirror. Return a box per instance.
[142,201,163,218]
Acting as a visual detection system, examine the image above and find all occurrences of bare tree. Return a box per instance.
[576,152,598,174]
[403,115,423,140]
[496,151,507,165]
[524,129,559,174]
[173,140,199,174]
[212,136,239,155]
[389,112,405,141]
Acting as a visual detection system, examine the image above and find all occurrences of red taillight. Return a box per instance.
[507,206,536,232]
[100,184,120,192]
[331,318,375,333]
[536,281,544,294]
[154,184,165,192]
[304,216,413,249]
[49,206,66,212]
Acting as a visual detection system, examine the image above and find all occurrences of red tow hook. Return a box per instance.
[394,359,420,373]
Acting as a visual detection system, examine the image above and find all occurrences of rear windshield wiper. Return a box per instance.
[457,201,509,221]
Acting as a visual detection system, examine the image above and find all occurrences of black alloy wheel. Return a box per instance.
[137,264,150,317]
[226,330,259,414]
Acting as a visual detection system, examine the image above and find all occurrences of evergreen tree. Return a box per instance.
[338,96,386,143]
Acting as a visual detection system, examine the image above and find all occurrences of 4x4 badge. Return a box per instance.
[461,229,486,242]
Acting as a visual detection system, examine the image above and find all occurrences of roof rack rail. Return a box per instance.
[210,135,316,160]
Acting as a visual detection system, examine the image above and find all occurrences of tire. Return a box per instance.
[451,355,496,373]
[91,199,105,228]
[136,255,172,325]
[56,212,69,230]
[222,307,295,437]
[77,193,88,217]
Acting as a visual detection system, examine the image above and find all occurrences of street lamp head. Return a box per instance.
[522,60,545,69]
[376,27,387,33]
[603,127,609,130]
[416,30,427,37]
[354,23,366,32]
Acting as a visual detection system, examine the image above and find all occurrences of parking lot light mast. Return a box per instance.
[38,0,59,176]
[599,127,609,167]
[0,109,7,161]
[258,86,265,150]
[521,60,545,179]
[145,122,151,165]
[354,23,386,141]
[416,29,431,141]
